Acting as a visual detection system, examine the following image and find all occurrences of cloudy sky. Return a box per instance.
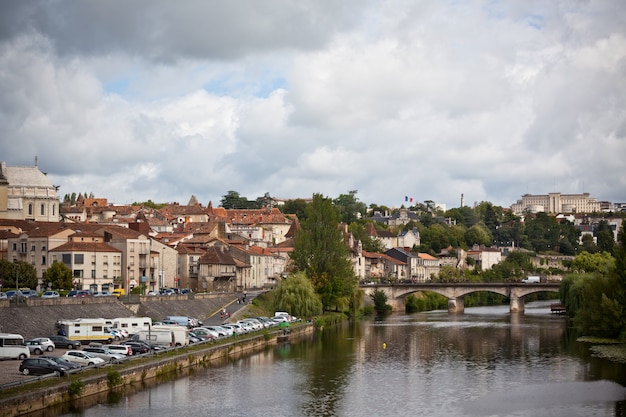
[1,1,625,210]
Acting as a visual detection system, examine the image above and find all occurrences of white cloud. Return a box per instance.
[0,0,624,209]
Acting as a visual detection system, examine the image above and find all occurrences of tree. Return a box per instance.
[290,194,358,311]
[596,220,616,254]
[370,289,392,315]
[0,260,37,290]
[44,261,73,290]
[273,272,323,318]
[570,251,615,274]
[464,223,493,247]
[280,198,309,221]
[333,190,367,224]
[220,191,256,209]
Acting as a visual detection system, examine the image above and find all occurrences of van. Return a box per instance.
[131,330,174,347]
[521,276,541,283]
[0,333,31,360]
[151,324,189,346]
[112,317,153,335]
[112,288,125,297]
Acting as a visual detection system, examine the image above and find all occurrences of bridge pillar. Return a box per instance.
[448,297,464,313]
[510,296,525,313]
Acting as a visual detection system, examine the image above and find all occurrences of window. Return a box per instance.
[40,204,45,216]
[42,245,46,251]
[41,256,46,265]
[31,245,36,252]
[103,270,108,279]
[62,254,71,264]
[73,270,83,278]
[28,203,33,215]
[74,254,84,264]
[52,204,56,216]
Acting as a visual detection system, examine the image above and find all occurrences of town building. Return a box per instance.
[0,160,60,222]
[511,192,601,215]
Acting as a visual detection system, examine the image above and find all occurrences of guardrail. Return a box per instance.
[0,335,226,392]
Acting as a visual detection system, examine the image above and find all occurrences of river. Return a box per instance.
[49,301,625,417]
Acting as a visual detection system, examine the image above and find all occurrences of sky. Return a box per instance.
[1,1,625,210]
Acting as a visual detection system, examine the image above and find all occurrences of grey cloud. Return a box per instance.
[0,0,367,62]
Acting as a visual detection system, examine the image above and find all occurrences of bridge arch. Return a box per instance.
[361,283,560,314]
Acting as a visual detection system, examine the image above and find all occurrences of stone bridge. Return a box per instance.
[360,282,561,313]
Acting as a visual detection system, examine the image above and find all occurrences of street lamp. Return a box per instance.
[13,259,19,302]
[127,266,131,301]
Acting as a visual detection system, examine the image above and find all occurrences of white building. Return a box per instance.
[511,192,601,215]
[0,160,60,222]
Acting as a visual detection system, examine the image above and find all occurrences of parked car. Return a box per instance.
[4,290,25,299]
[92,291,112,297]
[74,290,92,298]
[40,355,81,371]
[0,292,8,299]
[24,340,46,355]
[19,358,70,376]
[120,341,151,354]
[41,291,60,298]
[49,335,81,350]
[31,337,55,352]
[190,328,219,341]
[66,290,79,298]
[21,289,38,298]
[82,347,126,363]
[108,344,133,356]
[61,351,106,367]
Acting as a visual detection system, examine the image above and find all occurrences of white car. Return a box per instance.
[61,351,106,367]
[31,337,55,352]
[41,291,60,298]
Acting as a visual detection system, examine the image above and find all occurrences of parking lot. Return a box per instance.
[0,347,69,386]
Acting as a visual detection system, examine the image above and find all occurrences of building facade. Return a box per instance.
[511,192,601,215]
[0,160,59,222]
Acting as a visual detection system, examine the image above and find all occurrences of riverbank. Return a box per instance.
[0,322,315,417]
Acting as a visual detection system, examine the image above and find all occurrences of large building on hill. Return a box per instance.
[511,192,601,215]
[0,160,60,222]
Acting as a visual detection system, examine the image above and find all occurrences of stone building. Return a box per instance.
[0,159,60,222]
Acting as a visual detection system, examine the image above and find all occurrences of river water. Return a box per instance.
[52,301,625,417]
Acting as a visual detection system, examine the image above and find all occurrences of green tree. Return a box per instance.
[290,193,358,311]
[272,272,323,318]
[280,198,309,221]
[220,191,256,209]
[464,223,493,247]
[0,260,37,290]
[44,261,73,290]
[333,190,367,224]
[370,289,392,315]
[570,251,615,274]
[596,220,616,254]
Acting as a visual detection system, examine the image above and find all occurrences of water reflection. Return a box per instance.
[49,302,625,417]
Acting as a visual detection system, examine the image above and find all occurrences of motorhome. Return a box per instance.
[151,324,189,346]
[0,333,30,360]
[131,329,174,347]
[163,316,190,327]
[55,318,115,344]
[112,317,153,335]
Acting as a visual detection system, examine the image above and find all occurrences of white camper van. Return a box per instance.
[56,318,114,344]
[112,317,153,335]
